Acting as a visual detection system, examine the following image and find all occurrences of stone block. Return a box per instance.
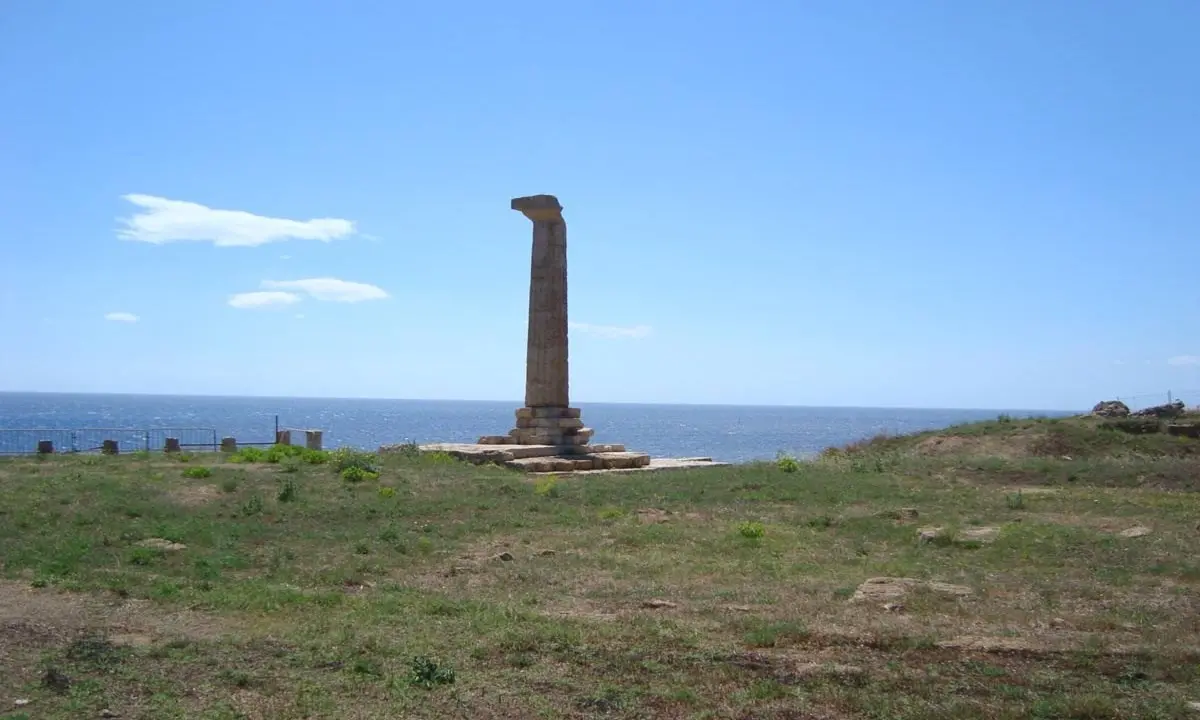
[36,440,54,455]
[101,439,119,455]
[276,430,292,446]
[305,430,323,451]
[220,437,237,453]
[562,407,582,419]
[164,438,181,453]
[477,435,511,445]
[531,406,567,419]
[515,407,534,420]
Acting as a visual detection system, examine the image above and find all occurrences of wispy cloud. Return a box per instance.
[569,322,652,339]
[1168,355,1200,366]
[118,194,355,247]
[262,278,388,303]
[104,312,139,323]
[228,291,302,309]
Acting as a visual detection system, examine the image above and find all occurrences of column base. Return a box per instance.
[478,406,593,446]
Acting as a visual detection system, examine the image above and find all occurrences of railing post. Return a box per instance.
[144,431,150,452]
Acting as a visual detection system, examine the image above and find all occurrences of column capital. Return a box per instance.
[511,194,563,222]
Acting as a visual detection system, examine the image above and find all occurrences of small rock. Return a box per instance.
[917,526,945,543]
[536,549,556,557]
[136,538,187,552]
[1186,700,1200,712]
[14,699,30,707]
[898,507,919,520]
[641,599,677,609]
[101,710,120,719]
[958,526,1002,544]
[495,552,514,562]
[725,605,753,613]
[1092,400,1131,418]
[1050,617,1069,628]
[1119,526,1152,538]
[883,602,905,612]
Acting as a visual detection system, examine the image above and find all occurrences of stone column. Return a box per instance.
[513,194,570,409]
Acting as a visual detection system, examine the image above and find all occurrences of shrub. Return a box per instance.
[409,656,456,688]
[534,475,560,498]
[182,467,212,479]
[1006,491,1024,510]
[220,478,239,493]
[278,478,298,503]
[391,442,421,459]
[378,486,396,498]
[737,521,766,539]
[331,448,379,474]
[775,453,801,473]
[240,494,264,516]
[231,447,267,463]
[341,466,379,483]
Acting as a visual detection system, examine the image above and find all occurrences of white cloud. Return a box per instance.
[118,194,355,247]
[569,321,652,339]
[1168,355,1200,366]
[104,312,139,323]
[261,277,388,303]
[228,291,302,309]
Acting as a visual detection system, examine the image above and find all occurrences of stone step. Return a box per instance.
[505,451,651,473]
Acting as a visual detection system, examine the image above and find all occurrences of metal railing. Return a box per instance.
[0,427,220,455]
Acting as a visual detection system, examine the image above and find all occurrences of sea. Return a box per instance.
[0,393,1072,462]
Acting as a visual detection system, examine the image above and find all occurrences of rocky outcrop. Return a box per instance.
[1092,400,1130,418]
[1134,401,1185,418]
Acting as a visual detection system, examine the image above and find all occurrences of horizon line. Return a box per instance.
[0,389,1078,415]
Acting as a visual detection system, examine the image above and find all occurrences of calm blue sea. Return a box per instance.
[0,393,1070,462]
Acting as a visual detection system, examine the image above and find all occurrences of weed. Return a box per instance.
[280,458,301,474]
[132,450,151,460]
[378,486,396,498]
[379,526,400,542]
[182,466,212,479]
[278,478,298,503]
[997,414,1013,423]
[1006,491,1024,510]
[352,658,382,677]
[354,541,370,555]
[534,475,560,498]
[737,521,766,539]
[175,452,196,463]
[743,620,809,648]
[775,453,801,473]
[341,466,379,483]
[128,547,162,566]
[218,668,254,688]
[240,494,264,516]
[220,477,239,493]
[390,441,421,459]
[408,655,456,688]
[597,506,626,520]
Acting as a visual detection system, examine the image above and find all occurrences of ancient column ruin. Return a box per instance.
[471,194,650,470]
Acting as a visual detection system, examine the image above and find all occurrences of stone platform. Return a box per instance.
[412,443,724,474]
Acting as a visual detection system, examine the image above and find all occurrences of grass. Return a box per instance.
[2,416,1200,718]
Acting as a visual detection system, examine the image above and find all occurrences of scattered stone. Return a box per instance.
[494,552,514,562]
[535,549,556,557]
[636,508,672,524]
[898,507,919,520]
[725,605,753,613]
[959,526,1002,544]
[1119,526,1152,538]
[1092,400,1131,418]
[641,599,677,609]
[136,538,186,552]
[917,526,946,543]
[1168,423,1200,439]
[1050,617,1069,628]
[1186,700,1200,712]
[791,662,866,682]
[851,577,973,602]
[1134,401,1185,419]
[883,602,905,612]
[14,699,30,708]
[101,710,120,719]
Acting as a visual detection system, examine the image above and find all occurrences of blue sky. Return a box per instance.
[2,1,1198,410]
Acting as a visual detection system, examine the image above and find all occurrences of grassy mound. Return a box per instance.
[821,413,1200,491]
